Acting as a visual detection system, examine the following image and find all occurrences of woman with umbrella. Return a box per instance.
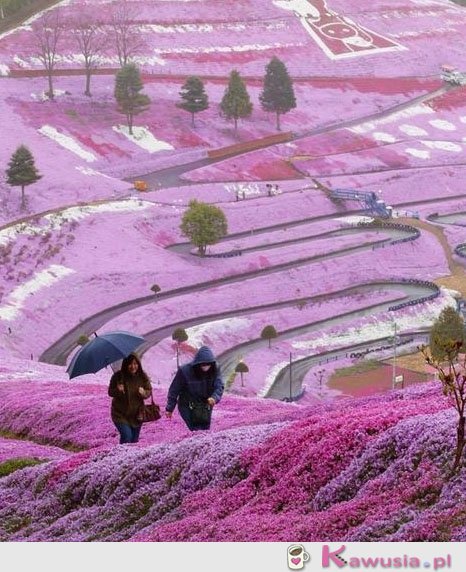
[108,353,152,444]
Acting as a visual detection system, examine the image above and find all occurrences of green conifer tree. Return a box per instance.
[259,57,296,130]
[177,76,209,127]
[6,145,42,208]
[114,63,150,135]
[220,70,253,131]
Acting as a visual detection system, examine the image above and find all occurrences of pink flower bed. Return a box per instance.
[2,0,464,78]
[0,437,70,463]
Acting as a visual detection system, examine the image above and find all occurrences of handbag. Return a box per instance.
[137,392,161,423]
[189,400,212,425]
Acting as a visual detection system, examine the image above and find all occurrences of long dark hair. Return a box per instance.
[193,362,218,382]
[120,353,149,382]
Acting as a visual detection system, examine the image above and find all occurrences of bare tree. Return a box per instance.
[110,0,144,67]
[32,9,63,100]
[421,341,466,476]
[74,13,107,96]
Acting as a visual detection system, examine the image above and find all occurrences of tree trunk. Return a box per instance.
[21,185,25,208]
[47,73,54,100]
[128,113,133,136]
[0,5,4,19]
[452,415,465,474]
[268,338,271,348]
[240,372,244,387]
[85,69,92,96]
[191,112,195,127]
[176,344,180,368]
[234,116,238,132]
[276,111,281,131]
[199,245,206,256]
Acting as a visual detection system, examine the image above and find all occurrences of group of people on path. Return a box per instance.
[108,346,224,444]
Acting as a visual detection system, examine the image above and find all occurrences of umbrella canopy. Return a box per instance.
[67,331,145,379]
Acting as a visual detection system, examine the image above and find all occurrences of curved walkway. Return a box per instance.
[40,223,418,365]
[267,330,430,400]
[138,281,429,357]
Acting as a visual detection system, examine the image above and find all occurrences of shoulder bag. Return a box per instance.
[137,392,161,423]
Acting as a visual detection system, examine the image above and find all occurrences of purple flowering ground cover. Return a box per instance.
[0,377,458,542]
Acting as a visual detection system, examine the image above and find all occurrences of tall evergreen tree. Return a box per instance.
[6,145,42,208]
[220,70,253,132]
[114,63,150,135]
[177,76,209,127]
[259,57,296,131]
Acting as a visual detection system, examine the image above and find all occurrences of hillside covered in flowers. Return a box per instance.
[0,365,463,541]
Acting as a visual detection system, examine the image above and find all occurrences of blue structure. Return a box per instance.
[329,189,393,218]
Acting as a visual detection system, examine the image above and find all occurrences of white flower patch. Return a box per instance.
[31,89,67,102]
[38,125,96,162]
[153,42,298,56]
[225,182,262,197]
[43,199,155,225]
[372,132,396,143]
[292,288,458,353]
[185,317,251,348]
[0,64,9,76]
[75,166,114,179]
[13,55,30,68]
[0,265,75,321]
[421,141,462,152]
[112,126,174,153]
[428,119,456,131]
[460,117,466,124]
[260,361,290,398]
[0,199,155,247]
[140,23,214,34]
[337,215,374,226]
[348,105,434,134]
[405,148,430,159]
[398,124,428,137]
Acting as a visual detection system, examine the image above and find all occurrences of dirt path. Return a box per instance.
[400,217,466,296]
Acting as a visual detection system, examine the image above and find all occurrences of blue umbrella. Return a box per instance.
[67,331,145,379]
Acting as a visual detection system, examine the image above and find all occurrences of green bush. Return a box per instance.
[0,457,43,478]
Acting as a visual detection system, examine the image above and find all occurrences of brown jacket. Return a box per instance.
[108,371,152,427]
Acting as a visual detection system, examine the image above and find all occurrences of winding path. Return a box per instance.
[41,222,419,365]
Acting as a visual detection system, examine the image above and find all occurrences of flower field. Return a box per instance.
[1,0,466,543]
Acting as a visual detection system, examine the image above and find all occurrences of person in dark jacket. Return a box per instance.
[165,345,224,431]
[108,353,152,444]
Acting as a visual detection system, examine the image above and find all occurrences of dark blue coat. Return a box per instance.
[166,346,224,430]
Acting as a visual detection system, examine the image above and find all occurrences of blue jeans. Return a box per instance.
[115,422,141,444]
